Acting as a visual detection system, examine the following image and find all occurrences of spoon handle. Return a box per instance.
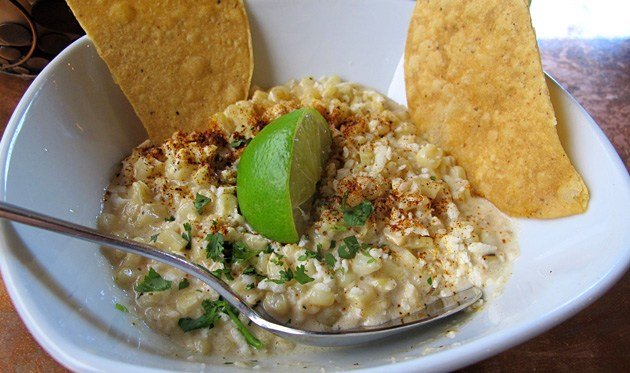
[0,201,257,320]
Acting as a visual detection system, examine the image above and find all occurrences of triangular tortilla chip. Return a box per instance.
[405,0,588,218]
[67,0,253,143]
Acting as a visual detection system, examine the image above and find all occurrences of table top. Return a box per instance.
[1,31,629,373]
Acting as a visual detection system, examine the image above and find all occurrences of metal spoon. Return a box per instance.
[0,201,482,347]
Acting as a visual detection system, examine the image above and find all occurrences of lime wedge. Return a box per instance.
[236,108,332,243]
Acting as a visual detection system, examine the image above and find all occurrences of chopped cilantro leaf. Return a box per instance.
[294,265,314,284]
[182,222,192,250]
[269,268,293,284]
[205,233,225,261]
[246,283,256,290]
[342,200,374,227]
[165,216,175,222]
[206,235,261,264]
[280,268,293,282]
[115,303,128,313]
[242,267,265,280]
[360,244,377,264]
[194,193,211,215]
[270,257,284,266]
[430,176,436,181]
[325,253,336,269]
[223,303,263,349]
[243,266,257,275]
[211,267,234,281]
[427,277,433,286]
[149,233,159,243]
[338,235,360,259]
[135,267,172,294]
[232,241,264,262]
[178,299,262,349]
[298,250,319,261]
[178,278,190,290]
[332,224,348,232]
[178,299,221,332]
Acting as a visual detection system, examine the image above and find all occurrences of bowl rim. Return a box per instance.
[1,35,629,373]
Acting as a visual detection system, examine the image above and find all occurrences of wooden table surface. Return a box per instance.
[0,38,629,371]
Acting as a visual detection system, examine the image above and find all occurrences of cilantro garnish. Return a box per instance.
[178,278,190,290]
[206,234,260,262]
[182,222,192,250]
[360,246,377,263]
[135,267,172,295]
[294,265,314,284]
[165,216,175,222]
[178,299,222,332]
[194,193,211,214]
[427,277,433,286]
[242,266,265,284]
[243,266,257,275]
[115,303,128,313]
[279,268,294,282]
[211,267,234,281]
[332,224,348,232]
[232,241,264,262]
[243,267,263,289]
[316,243,324,258]
[178,299,262,349]
[269,268,294,284]
[270,256,285,266]
[149,233,159,243]
[222,302,262,349]
[430,176,436,181]
[298,250,319,261]
[342,200,374,227]
[205,233,225,261]
[204,235,264,282]
[325,253,336,269]
[338,235,360,259]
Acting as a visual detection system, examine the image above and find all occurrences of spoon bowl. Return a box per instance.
[0,200,482,347]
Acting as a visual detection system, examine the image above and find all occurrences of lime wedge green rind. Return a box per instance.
[236,108,331,244]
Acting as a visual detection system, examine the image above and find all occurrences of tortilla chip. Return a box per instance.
[404,0,589,218]
[67,0,253,143]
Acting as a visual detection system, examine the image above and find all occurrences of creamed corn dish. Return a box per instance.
[98,76,517,356]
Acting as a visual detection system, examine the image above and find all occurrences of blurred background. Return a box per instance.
[1,0,629,77]
[0,0,84,77]
[531,0,629,39]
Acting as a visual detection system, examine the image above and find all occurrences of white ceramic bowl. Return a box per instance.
[1,1,628,371]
